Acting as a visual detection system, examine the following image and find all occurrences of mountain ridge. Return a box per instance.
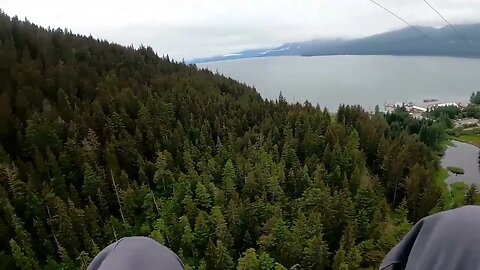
[192,23,480,63]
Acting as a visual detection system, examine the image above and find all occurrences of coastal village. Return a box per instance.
[383,98,479,128]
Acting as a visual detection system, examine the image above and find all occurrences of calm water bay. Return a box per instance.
[441,141,480,186]
[199,55,480,111]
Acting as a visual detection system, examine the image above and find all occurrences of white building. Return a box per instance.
[436,102,458,108]
[409,106,427,113]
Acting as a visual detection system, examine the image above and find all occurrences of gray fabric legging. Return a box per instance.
[381,206,480,270]
[87,236,184,270]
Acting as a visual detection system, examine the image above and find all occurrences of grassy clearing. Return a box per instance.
[450,182,469,206]
[437,170,452,195]
[447,166,465,175]
[435,168,449,186]
[434,168,453,207]
[434,169,468,208]
[449,127,480,147]
[455,134,480,147]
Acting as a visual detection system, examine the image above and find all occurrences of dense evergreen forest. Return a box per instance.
[0,12,447,269]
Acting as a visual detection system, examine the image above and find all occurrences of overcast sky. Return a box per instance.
[3,0,480,60]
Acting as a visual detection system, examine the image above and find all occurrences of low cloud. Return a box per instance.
[3,0,480,60]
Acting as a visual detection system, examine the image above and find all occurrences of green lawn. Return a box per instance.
[454,134,480,147]
[450,182,469,206]
[434,169,469,208]
[435,168,449,186]
[434,168,453,207]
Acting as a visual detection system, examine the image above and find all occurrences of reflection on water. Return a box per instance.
[441,140,480,185]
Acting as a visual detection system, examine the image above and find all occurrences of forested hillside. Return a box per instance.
[0,12,443,269]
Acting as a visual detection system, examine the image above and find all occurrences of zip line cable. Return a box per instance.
[367,0,432,40]
[423,0,477,52]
